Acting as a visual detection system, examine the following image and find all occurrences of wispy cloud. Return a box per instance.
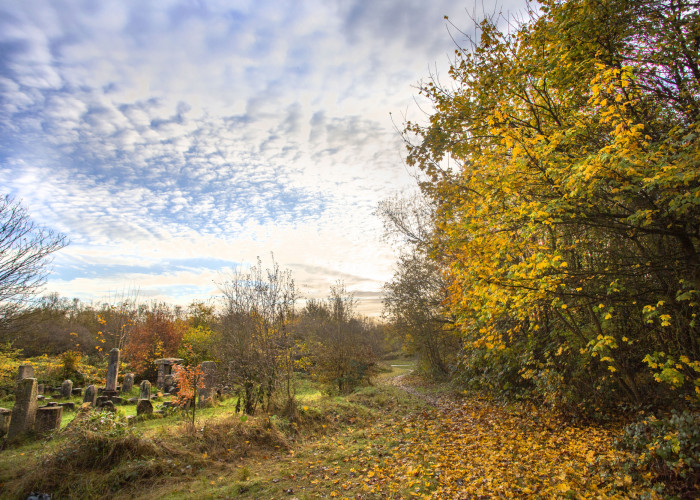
[0,0,525,314]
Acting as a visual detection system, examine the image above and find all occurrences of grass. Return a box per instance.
[0,359,424,499]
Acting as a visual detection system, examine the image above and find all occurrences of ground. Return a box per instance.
[0,361,670,499]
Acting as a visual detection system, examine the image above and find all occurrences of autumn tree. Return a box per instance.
[405,0,700,409]
[124,302,186,380]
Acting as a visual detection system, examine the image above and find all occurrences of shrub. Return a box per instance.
[617,411,700,494]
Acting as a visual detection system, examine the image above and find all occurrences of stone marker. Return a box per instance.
[58,402,75,411]
[198,361,217,407]
[0,408,11,437]
[17,364,34,380]
[83,384,97,406]
[71,387,83,397]
[100,401,116,412]
[105,348,120,392]
[7,378,38,440]
[37,383,44,395]
[95,396,110,408]
[122,373,134,393]
[163,374,176,394]
[136,399,153,416]
[139,380,151,400]
[34,406,63,435]
[61,380,73,399]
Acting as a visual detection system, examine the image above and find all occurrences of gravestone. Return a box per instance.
[61,380,73,399]
[136,399,153,416]
[37,383,44,395]
[83,385,97,406]
[139,380,151,400]
[100,401,116,412]
[122,373,134,393]
[34,406,63,435]
[0,408,11,437]
[7,378,38,440]
[17,364,34,380]
[71,387,82,397]
[198,361,217,408]
[163,374,176,394]
[105,348,120,392]
[95,396,110,408]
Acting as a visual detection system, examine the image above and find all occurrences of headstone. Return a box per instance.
[95,396,110,408]
[34,406,63,435]
[71,387,83,397]
[58,402,75,411]
[100,401,116,412]
[163,374,176,394]
[136,399,153,416]
[61,380,73,399]
[198,361,217,407]
[17,364,34,380]
[83,385,97,406]
[36,394,45,401]
[122,373,134,393]
[7,378,38,440]
[37,384,44,395]
[105,348,120,392]
[0,408,11,437]
[139,380,151,400]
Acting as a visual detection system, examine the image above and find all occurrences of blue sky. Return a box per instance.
[0,0,523,315]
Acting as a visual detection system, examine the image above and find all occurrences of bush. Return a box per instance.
[617,411,700,495]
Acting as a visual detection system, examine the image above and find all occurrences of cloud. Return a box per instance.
[0,0,527,315]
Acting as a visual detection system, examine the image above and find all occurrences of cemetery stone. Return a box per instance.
[136,399,153,416]
[139,380,151,400]
[34,406,62,435]
[122,373,134,393]
[105,348,120,392]
[61,380,73,399]
[83,385,97,406]
[0,408,10,437]
[198,361,217,407]
[7,378,38,440]
[17,364,34,380]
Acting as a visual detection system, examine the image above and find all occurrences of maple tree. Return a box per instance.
[404,0,700,409]
[124,303,186,379]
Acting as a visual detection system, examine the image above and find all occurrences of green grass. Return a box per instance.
[0,362,424,499]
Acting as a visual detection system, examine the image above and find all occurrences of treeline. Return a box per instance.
[382,0,699,415]
[0,259,387,410]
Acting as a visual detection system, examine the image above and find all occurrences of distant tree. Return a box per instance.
[216,256,297,414]
[383,251,459,376]
[300,282,381,393]
[124,303,186,380]
[0,196,67,331]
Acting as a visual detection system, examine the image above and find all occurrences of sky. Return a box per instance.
[0,0,524,316]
